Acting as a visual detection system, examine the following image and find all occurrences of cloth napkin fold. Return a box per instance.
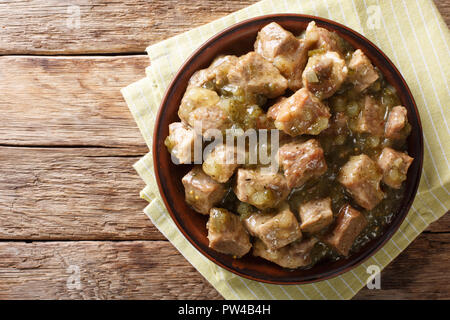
[122,0,450,300]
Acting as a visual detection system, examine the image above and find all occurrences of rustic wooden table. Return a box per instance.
[0,0,448,300]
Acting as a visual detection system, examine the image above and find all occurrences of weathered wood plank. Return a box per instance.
[434,0,450,26]
[0,234,447,300]
[427,212,450,233]
[0,241,222,300]
[0,55,148,147]
[0,146,162,240]
[355,231,450,300]
[0,0,258,54]
[0,0,447,55]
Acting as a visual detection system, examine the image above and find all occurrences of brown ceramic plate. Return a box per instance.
[152,14,423,284]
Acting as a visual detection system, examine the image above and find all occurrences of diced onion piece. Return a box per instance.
[346,101,360,117]
[305,70,319,83]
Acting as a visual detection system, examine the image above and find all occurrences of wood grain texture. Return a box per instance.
[0,0,447,55]
[0,233,447,300]
[0,241,222,299]
[0,146,161,240]
[434,0,450,26]
[0,0,258,54]
[0,0,448,301]
[0,55,148,147]
[355,232,450,300]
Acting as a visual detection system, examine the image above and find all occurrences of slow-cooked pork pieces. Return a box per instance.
[347,49,379,93]
[165,122,196,164]
[182,166,227,215]
[377,147,413,189]
[323,204,367,256]
[253,237,318,269]
[299,198,334,234]
[207,208,252,258]
[227,52,288,99]
[338,154,385,210]
[278,139,328,189]
[255,22,316,91]
[385,106,411,140]
[168,21,414,268]
[234,168,290,210]
[302,51,348,99]
[268,88,331,136]
[202,143,240,183]
[244,204,302,250]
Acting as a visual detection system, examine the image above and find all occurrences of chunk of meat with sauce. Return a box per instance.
[385,106,411,140]
[302,51,348,100]
[377,147,413,189]
[164,122,196,164]
[305,21,345,55]
[267,88,331,136]
[278,139,328,189]
[234,168,290,210]
[322,112,349,146]
[182,166,227,214]
[338,154,385,210]
[244,204,302,250]
[254,22,316,91]
[354,95,385,136]
[322,112,350,148]
[190,106,232,138]
[266,96,286,120]
[202,143,241,183]
[179,87,220,121]
[322,204,367,256]
[227,52,288,98]
[207,207,252,258]
[178,87,232,138]
[347,49,379,93]
[253,237,318,269]
[324,112,348,135]
[188,55,238,89]
[299,198,334,234]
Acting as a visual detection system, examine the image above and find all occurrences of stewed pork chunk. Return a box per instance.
[338,154,385,210]
[234,168,290,210]
[165,122,196,164]
[255,22,316,91]
[299,198,334,234]
[354,95,386,136]
[202,143,241,183]
[207,208,252,258]
[244,204,302,250]
[302,51,348,99]
[253,237,318,269]
[278,139,328,189]
[166,20,414,269]
[323,112,349,136]
[377,147,413,189]
[188,55,238,89]
[182,166,227,215]
[268,88,331,136]
[323,204,367,256]
[305,21,345,55]
[347,49,379,93]
[385,106,411,140]
[227,52,288,98]
[178,87,231,137]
